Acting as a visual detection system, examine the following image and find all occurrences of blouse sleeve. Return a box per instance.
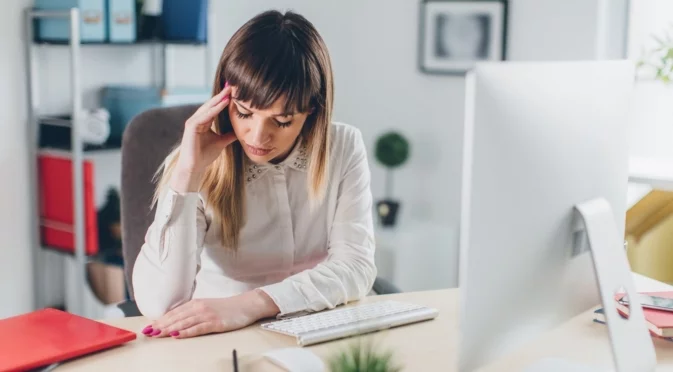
[132,188,208,319]
[260,128,377,316]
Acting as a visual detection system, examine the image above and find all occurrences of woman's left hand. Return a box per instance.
[143,289,280,339]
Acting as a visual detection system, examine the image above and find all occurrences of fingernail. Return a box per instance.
[170,331,180,337]
[142,326,153,335]
[150,329,161,336]
[221,94,229,102]
[224,81,229,88]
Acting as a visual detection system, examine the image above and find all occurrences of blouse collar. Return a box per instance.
[243,138,309,184]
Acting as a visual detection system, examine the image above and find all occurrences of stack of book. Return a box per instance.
[593,291,673,341]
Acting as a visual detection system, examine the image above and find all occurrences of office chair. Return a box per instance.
[117,105,399,317]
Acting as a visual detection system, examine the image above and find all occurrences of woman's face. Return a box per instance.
[228,86,310,164]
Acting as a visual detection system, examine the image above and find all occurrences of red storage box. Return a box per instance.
[38,151,98,256]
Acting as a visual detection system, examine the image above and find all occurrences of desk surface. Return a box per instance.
[55,275,673,371]
[57,290,455,371]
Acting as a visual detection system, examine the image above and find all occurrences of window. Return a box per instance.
[628,0,673,80]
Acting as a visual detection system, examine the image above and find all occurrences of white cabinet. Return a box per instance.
[375,222,459,292]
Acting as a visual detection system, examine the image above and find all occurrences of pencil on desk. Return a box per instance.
[232,349,239,372]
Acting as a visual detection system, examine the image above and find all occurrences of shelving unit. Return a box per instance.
[24,7,215,317]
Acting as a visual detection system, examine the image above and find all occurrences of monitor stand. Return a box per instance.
[524,198,656,372]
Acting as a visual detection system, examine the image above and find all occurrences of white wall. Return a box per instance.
[627,0,673,60]
[8,0,628,309]
[508,0,628,61]
[35,0,629,230]
[0,0,35,318]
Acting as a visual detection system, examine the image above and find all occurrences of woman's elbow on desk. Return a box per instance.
[133,279,193,320]
[132,276,181,319]
[134,295,171,320]
[132,254,194,319]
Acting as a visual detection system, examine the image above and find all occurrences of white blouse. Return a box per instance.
[132,122,377,319]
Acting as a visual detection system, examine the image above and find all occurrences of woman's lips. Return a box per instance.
[245,143,273,156]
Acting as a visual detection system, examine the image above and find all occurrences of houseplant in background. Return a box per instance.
[374,131,410,227]
[637,25,673,83]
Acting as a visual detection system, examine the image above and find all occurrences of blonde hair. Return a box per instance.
[152,10,334,250]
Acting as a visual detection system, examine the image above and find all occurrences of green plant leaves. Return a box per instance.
[375,132,410,169]
[327,340,403,372]
[638,26,673,84]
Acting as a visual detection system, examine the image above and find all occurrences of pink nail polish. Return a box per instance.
[142,326,153,335]
[150,329,161,336]
[170,331,180,337]
[224,81,229,88]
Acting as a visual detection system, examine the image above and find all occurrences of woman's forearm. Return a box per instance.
[169,168,203,193]
[248,288,281,319]
[133,188,207,319]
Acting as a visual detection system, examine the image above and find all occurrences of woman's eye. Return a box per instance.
[236,112,252,119]
[276,120,292,128]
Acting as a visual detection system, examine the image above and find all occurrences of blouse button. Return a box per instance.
[252,174,257,179]
[257,169,262,173]
[247,177,251,182]
[275,165,281,170]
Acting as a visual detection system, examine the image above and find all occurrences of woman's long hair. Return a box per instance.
[153,10,334,250]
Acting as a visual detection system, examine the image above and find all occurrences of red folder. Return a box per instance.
[38,151,98,255]
[0,308,136,372]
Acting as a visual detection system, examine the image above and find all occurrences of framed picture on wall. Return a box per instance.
[419,0,508,75]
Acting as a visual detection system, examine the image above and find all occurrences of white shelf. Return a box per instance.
[629,156,673,191]
[25,6,214,317]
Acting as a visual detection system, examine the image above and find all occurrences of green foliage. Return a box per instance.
[328,340,402,372]
[638,25,673,84]
[375,132,410,169]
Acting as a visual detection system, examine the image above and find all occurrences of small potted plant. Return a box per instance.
[374,131,410,227]
[328,340,402,372]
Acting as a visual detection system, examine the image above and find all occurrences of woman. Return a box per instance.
[132,10,377,339]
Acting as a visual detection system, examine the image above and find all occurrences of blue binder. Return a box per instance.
[107,0,136,43]
[34,0,107,42]
[161,0,208,43]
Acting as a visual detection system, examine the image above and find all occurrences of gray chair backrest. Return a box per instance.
[120,104,199,299]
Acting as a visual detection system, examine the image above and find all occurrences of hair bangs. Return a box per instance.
[223,28,321,115]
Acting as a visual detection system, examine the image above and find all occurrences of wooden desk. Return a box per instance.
[482,309,673,372]
[55,275,673,371]
[56,290,456,371]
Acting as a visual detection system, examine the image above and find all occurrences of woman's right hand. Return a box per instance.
[170,86,237,193]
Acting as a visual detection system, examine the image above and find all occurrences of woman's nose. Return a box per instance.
[249,121,271,146]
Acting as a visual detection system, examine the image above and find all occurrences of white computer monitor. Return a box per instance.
[458,60,655,371]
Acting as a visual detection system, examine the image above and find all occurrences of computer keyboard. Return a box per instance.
[261,300,439,346]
